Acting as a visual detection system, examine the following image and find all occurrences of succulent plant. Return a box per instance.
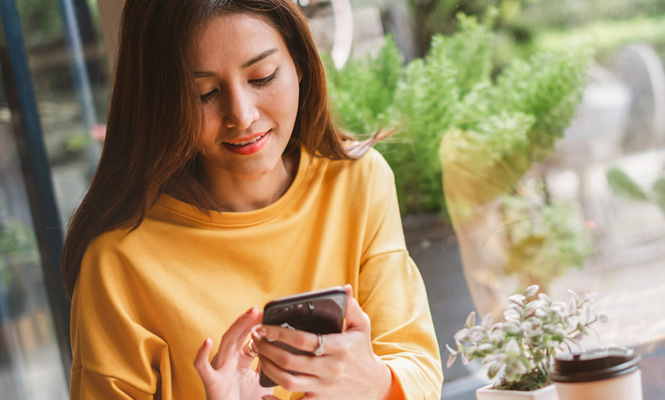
[446,285,607,391]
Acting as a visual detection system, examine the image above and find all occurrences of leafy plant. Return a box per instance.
[446,285,607,391]
[500,184,595,291]
[0,190,37,264]
[0,218,35,256]
[0,212,39,291]
[607,167,665,213]
[0,213,38,270]
[327,10,592,215]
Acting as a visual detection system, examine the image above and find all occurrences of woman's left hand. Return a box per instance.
[253,284,393,400]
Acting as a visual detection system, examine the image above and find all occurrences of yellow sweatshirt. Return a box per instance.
[70,148,443,399]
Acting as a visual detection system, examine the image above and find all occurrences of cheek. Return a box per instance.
[201,106,220,132]
[268,75,300,119]
[199,107,220,147]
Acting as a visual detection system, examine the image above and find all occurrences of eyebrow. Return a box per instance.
[194,48,279,78]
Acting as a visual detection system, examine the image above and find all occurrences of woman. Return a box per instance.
[63,0,443,399]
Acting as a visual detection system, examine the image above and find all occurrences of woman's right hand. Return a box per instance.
[194,306,274,400]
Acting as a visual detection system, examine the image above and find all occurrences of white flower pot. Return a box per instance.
[476,383,558,400]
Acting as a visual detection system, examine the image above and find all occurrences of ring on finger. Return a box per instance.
[243,339,259,358]
[313,333,325,357]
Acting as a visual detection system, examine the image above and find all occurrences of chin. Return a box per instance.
[228,161,281,180]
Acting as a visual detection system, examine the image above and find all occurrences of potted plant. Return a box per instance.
[446,284,607,399]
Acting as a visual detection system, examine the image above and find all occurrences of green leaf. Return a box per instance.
[465,311,477,328]
[607,167,649,201]
[652,178,665,213]
[446,353,458,368]
[488,362,501,379]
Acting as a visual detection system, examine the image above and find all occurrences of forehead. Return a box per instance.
[195,13,287,66]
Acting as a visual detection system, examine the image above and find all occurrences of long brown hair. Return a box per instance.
[62,0,357,297]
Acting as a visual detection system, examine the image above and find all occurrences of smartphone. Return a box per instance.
[259,286,348,387]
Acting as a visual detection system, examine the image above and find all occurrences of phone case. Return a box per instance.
[259,286,347,387]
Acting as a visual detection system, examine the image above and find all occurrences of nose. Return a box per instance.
[220,87,259,130]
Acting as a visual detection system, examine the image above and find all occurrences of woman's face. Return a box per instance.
[193,13,300,181]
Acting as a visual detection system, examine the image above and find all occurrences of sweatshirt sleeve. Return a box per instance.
[70,236,172,399]
[357,150,444,400]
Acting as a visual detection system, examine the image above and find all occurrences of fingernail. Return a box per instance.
[246,306,257,314]
[252,327,267,340]
[203,337,211,346]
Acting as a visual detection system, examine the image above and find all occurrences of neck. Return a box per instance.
[202,153,299,212]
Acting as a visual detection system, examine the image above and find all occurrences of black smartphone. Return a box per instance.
[259,286,348,387]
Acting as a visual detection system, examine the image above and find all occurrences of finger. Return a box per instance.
[242,338,259,358]
[237,338,259,370]
[344,283,353,299]
[238,309,263,371]
[193,337,215,383]
[343,285,371,332]
[262,396,280,400]
[254,325,320,356]
[253,331,319,377]
[215,306,261,369]
[258,352,320,393]
[221,306,260,348]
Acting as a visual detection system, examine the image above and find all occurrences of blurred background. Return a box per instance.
[1,0,664,398]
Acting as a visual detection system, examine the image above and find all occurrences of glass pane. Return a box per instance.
[334,0,665,398]
[417,1,665,398]
[18,0,108,225]
[0,108,68,398]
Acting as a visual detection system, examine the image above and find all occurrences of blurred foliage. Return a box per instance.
[16,0,102,48]
[0,206,40,319]
[328,11,592,215]
[531,15,665,61]
[0,214,38,280]
[0,192,36,261]
[407,0,665,64]
[16,0,63,48]
[64,131,94,152]
[0,217,35,258]
[500,184,594,290]
[607,167,665,214]
[407,0,542,57]
[515,0,665,30]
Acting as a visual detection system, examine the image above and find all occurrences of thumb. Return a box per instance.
[343,284,371,332]
[193,337,216,384]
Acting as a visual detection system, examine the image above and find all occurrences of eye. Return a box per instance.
[200,89,219,103]
[250,68,279,88]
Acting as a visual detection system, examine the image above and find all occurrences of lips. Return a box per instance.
[226,131,268,146]
[222,130,271,155]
